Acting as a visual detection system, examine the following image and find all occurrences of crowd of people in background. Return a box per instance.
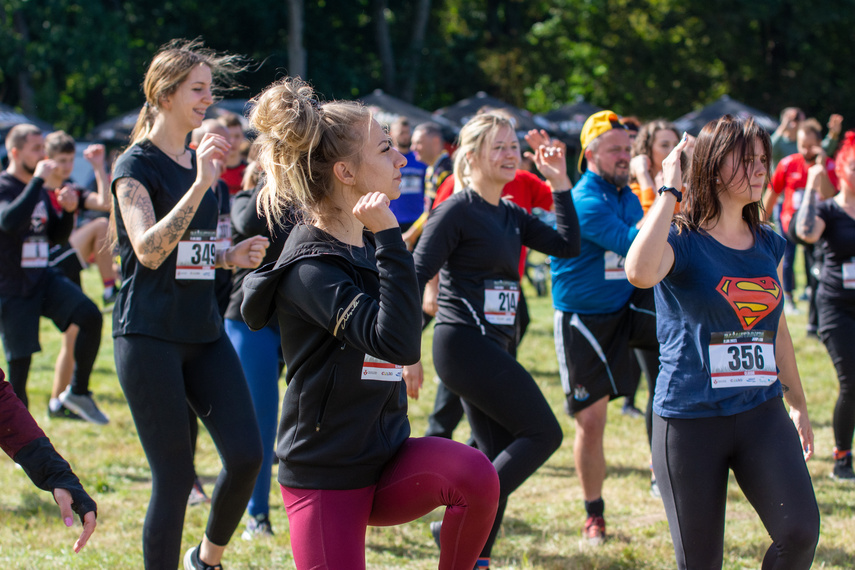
[1,37,852,570]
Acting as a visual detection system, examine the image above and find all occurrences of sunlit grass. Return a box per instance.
[0,265,852,568]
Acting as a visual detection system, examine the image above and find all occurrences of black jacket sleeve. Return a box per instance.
[281,228,422,365]
[520,189,580,258]
[0,177,47,234]
[230,187,269,238]
[14,437,97,522]
[412,199,463,297]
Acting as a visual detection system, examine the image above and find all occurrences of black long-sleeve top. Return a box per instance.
[0,172,74,296]
[413,188,580,344]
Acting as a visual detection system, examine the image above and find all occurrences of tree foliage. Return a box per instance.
[1,0,854,138]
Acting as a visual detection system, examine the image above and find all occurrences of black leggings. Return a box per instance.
[433,324,563,558]
[818,298,855,452]
[8,300,101,407]
[652,398,819,570]
[114,334,262,569]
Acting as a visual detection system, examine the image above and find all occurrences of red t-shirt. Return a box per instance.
[770,154,838,233]
[433,170,554,276]
[221,162,247,196]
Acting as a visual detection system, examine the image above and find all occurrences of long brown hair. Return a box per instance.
[675,115,771,233]
[127,38,247,148]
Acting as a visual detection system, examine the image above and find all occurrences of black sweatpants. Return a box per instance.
[114,333,262,569]
[433,323,562,558]
[652,397,819,570]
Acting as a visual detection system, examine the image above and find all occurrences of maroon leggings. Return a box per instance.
[281,437,499,569]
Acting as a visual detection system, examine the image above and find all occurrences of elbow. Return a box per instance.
[625,261,655,289]
[137,254,163,271]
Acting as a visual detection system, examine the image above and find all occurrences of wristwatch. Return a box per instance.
[657,186,683,202]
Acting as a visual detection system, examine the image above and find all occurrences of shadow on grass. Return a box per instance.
[814,543,855,566]
[3,491,57,518]
[816,499,855,517]
[365,526,439,560]
[538,463,576,477]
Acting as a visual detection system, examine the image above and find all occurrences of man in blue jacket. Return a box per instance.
[550,111,659,545]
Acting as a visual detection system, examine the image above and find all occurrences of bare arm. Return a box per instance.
[794,186,826,245]
[775,261,814,460]
[115,134,231,270]
[82,144,111,212]
[761,187,779,223]
[115,176,205,270]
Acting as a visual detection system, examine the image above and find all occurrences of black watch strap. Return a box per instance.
[657,186,683,202]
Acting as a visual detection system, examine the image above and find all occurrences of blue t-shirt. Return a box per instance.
[388,151,427,225]
[551,170,642,314]
[654,224,786,418]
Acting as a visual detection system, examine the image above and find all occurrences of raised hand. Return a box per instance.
[83,144,106,170]
[195,133,230,191]
[353,191,399,233]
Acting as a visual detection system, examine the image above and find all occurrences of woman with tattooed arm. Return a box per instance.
[110,39,268,570]
[795,131,855,482]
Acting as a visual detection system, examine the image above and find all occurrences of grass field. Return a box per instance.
[0,266,853,569]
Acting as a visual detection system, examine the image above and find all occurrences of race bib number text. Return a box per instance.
[484,279,520,325]
[708,330,777,388]
[604,251,627,281]
[176,230,216,280]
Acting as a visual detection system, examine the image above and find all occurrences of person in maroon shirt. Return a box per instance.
[0,367,97,553]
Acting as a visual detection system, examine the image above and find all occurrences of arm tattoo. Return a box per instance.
[116,177,197,268]
[163,205,196,243]
[781,383,790,393]
[795,189,817,237]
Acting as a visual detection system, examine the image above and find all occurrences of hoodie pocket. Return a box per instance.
[315,368,336,432]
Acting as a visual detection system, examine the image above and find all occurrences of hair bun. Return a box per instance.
[250,77,323,155]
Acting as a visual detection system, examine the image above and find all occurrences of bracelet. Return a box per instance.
[657,186,683,202]
[219,247,235,270]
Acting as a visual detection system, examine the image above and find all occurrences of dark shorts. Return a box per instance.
[49,243,84,287]
[553,287,658,414]
[0,268,93,360]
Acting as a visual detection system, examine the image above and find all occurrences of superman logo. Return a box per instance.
[716,276,781,330]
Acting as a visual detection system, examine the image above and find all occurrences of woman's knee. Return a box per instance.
[224,437,263,482]
[448,445,500,509]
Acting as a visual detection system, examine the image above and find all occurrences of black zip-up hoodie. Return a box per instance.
[241,223,421,489]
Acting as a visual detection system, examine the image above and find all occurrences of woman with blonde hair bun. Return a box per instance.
[241,77,500,570]
[110,38,269,570]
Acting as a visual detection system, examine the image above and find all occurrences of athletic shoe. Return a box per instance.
[621,404,644,419]
[103,287,118,305]
[187,477,211,506]
[241,513,274,540]
[831,450,855,482]
[430,520,442,549]
[58,388,109,425]
[183,545,223,570]
[582,515,606,546]
[650,478,661,498]
[48,403,83,421]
